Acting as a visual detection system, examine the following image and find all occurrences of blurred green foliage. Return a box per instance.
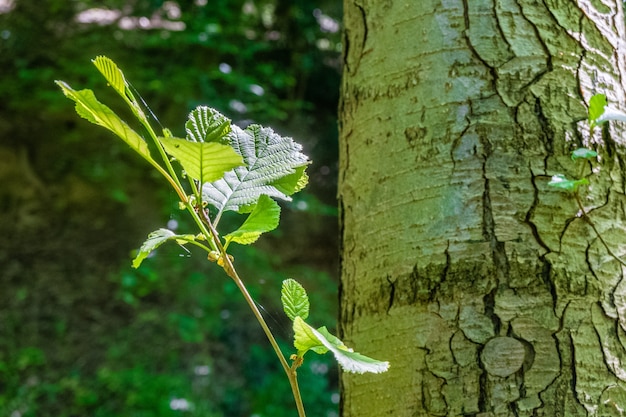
[0,0,341,416]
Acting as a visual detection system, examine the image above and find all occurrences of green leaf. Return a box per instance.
[202,125,310,213]
[281,279,310,321]
[272,165,309,196]
[589,94,607,126]
[186,106,232,144]
[571,148,598,161]
[293,316,328,355]
[91,56,147,121]
[159,137,244,183]
[224,195,280,245]
[292,317,389,374]
[92,56,127,99]
[548,174,589,192]
[55,81,153,162]
[132,229,195,268]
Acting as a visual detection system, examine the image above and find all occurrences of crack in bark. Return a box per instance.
[342,0,367,75]
[516,0,553,73]
[584,242,600,284]
[460,0,499,94]
[591,304,623,381]
[477,352,488,413]
[491,0,515,57]
[482,172,510,287]
[564,306,589,411]
[542,255,558,314]
[484,287,501,337]
[525,169,552,253]
[385,274,395,314]
[534,96,554,165]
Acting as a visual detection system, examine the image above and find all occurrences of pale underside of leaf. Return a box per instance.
[132,229,196,268]
[55,81,153,161]
[281,279,310,321]
[292,317,389,374]
[571,148,598,160]
[548,174,589,192]
[159,137,244,183]
[132,228,177,268]
[202,124,309,213]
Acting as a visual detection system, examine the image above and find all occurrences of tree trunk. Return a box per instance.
[338,1,626,416]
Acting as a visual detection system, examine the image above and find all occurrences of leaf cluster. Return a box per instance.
[57,56,310,267]
[547,95,604,193]
[281,279,389,374]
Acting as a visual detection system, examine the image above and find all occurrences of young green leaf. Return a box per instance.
[292,317,390,374]
[224,195,280,245]
[548,174,589,192]
[281,279,310,321]
[186,106,232,144]
[202,125,310,214]
[159,137,244,183]
[589,94,607,126]
[132,229,195,268]
[571,148,598,161]
[92,56,128,100]
[293,316,328,355]
[55,81,153,162]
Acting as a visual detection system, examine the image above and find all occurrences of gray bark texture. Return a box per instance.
[338,1,626,416]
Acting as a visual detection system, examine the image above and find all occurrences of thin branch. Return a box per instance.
[197,207,307,417]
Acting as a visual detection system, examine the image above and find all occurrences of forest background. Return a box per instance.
[0,1,342,416]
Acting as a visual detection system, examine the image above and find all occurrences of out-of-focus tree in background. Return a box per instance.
[0,1,341,416]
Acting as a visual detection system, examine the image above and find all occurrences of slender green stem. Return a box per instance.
[188,178,203,208]
[148,160,187,203]
[142,120,186,196]
[177,238,213,253]
[227,263,307,417]
[184,203,219,253]
[289,362,307,417]
[198,208,306,417]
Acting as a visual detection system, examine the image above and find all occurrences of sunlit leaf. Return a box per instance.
[224,195,280,245]
[292,317,389,374]
[91,56,150,126]
[202,125,310,214]
[293,316,328,355]
[589,94,607,126]
[281,279,310,321]
[55,81,153,162]
[548,174,589,192]
[186,106,232,144]
[92,56,127,99]
[159,137,244,183]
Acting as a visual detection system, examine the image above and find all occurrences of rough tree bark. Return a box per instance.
[339,1,626,416]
